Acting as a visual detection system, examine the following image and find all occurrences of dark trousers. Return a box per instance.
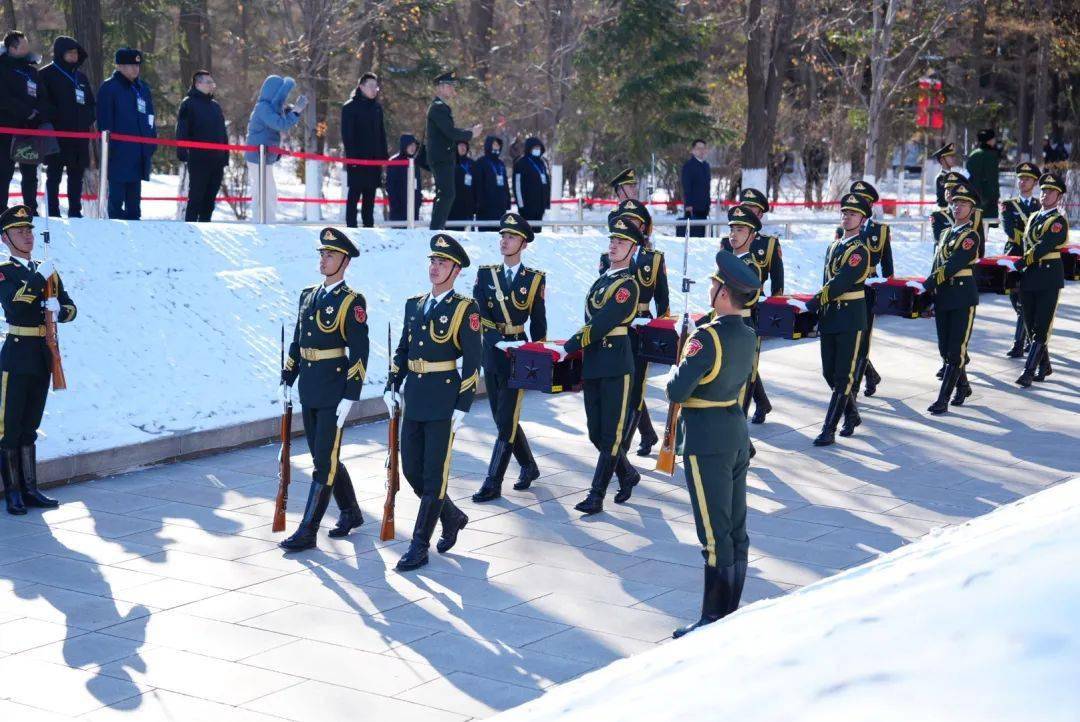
[185,164,224,222]
[683,448,750,567]
[856,285,877,364]
[346,183,377,228]
[485,371,527,444]
[45,162,85,217]
[108,180,142,220]
[1008,290,1026,343]
[934,306,976,366]
[0,371,50,449]
[520,207,544,233]
[429,162,455,230]
[0,155,38,213]
[676,208,708,238]
[583,374,632,460]
[820,331,862,393]
[301,404,348,488]
[400,418,454,500]
[1020,288,1060,346]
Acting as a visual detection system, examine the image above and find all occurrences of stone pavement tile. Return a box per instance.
[506,593,686,643]
[126,480,279,513]
[0,554,161,594]
[99,646,301,707]
[0,656,148,717]
[12,504,95,528]
[747,555,841,587]
[778,503,943,539]
[750,533,877,568]
[38,486,165,515]
[746,512,837,541]
[0,584,155,632]
[564,510,702,545]
[169,590,293,624]
[2,529,163,566]
[466,510,625,549]
[363,568,547,613]
[0,517,42,544]
[357,545,531,581]
[476,537,639,575]
[520,626,657,666]
[241,603,435,654]
[0,546,44,567]
[122,501,269,535]
[243,679,465,722]
[385,630,595,690]
[374,597,571,646]
[951,477,1037,503]
[851,478,1004,515]
[490,561,672,608]
[241,638,441,696]
[395,670,544,719]
[100,611,296,662]
[240,550,388,583]
[112,550,290,590]
[809,526,909,556]
[0,617,82,654]
[586,533,701,567]
[51,512,165,540]
[884,502,973,525]
[150,464,275,489]
[616,558,709,593]
[0,699,74,722]
[446,473,583,503]
[23,629,156,672]
[241,570,423,616]
[111,577,226,610]
[636,574,794,618]
[82,688,284,722]
[119,525,280,562]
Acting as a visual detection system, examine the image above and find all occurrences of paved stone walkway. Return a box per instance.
[1,289,1077,721]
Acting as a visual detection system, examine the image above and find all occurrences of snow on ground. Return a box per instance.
[494,476,1080,722]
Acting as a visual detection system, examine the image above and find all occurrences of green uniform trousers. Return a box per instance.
[683,448,751,568]
[934,306,976,366]
[819,331,863,393]
[0,371,49,449]
[400,418,454,500]
[485,371,527,444]
[429,162,456,230]
[1020,288,1060,345]
[856,285,877,363]
[582,374,632,461]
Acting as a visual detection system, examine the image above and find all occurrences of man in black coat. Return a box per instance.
[38,36,95,218]
[341,73,387,228]
[678,139,711,238]
[513,136,551,232]
[448,140,477,229]
[175,71,227,222]
[474,135,510,222]
[0,32,42,214]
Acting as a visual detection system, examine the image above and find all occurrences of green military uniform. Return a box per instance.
[1015,173,1069,388]
[279,228,369,550]
[471,213,547,502]
[806,194,871,446]
[848,181,895,401]
[719,205,767,422]
[667,250,759,639]
[426,72,475,231]
[599,198,669,456]
[386,234,482,570]
[931,143,960,209]
[922,183,981,414]
[966,129,1001,224]
[999,162,1042,358]
[0,206,77,515]
[566,215,642,515]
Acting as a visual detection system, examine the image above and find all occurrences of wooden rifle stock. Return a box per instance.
[380,405,401,541]
[655,313,692,475]
[272,398,292,532]
[44,275,66,391]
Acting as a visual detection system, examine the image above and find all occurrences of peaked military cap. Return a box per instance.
[931,142,956,160]
[429,233,470,267]
[114,47,142,65]
[608,213,645,246]
[1015,161,1040,180]
[609,168,637,189]
[949,181,980,206]
[839,193,872,217]
[850,180,879,203]
[0,205,34,233]
[433,70,457,85]
[1039,172,1066,194]
[738,187,769,213]
[943,171,966,189]
[727,204,762,233]
[316,227,359,257]
[616,198,651,228]
[498,212,534,244]
[711,250,761,295]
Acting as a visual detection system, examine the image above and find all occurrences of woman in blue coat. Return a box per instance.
[243,75,305,222]
[474,135,511,222]
[96,48,156,220]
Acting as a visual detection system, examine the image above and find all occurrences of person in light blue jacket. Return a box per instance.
[244,75,306,222]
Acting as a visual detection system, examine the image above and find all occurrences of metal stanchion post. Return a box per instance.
[98,130,109,218]
[406,158,416,229]
[577,197,584,234]
[258,145,267,224]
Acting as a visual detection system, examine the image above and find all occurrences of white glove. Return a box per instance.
[630,317,651,327]
[44,297,61,314]
[451,409,467,432]
[997,258,1017,268]
[663,364,679,384]
[281,383,293,405]
[686,315,698,334]
[905,280,926,294]
[865,276,887,286]
[336,398,355,428]
[383,390,400,414]
[35,259,55,280]
[543,343,567,362]
[495,340,526,351]
[292,94,309,113]
[788,299,808,313]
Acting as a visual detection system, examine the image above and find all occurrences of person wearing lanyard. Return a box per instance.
[38,37,96,219]
[447,140,477,229]
[513,137,551,232]
[96,48,156,220]
[0,31,42,214]
[474,135,511,222]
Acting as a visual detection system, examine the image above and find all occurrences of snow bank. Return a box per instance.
[494,477,1080,722]
[27,219,949,460]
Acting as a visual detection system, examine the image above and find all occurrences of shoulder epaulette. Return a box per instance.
[479,264,499,270]
[408,292,426,301]
[523,265,545,276]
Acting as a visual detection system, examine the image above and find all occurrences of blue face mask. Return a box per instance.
[531,148,542,157]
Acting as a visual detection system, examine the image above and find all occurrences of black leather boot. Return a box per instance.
[473,440,512,502]
[635,406,658,456]
[1016,342,1043,388]
[619,408,641,453]
[935,363,945,380]
[436,498,469,554]
[727,559,748,615]
[928,364,959,415]
[575,454,616,515]
[396,495,441,571]
[1006,316,1026,358]
[328,468,364,538]
[2,448,26,516]
[813,391,847,446]
[750,378,771,424]
[280,482,332,551]
[18,445,58,508]
[839,396,861,437]
[863,360,880,397]
[673,564,735,638]
[511,433,540,491]
[1034,346,1052,382]
[613,451,640,504]
[951,369,972,406]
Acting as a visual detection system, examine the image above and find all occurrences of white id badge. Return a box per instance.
[148,114,155,128]
[496,175,505,187]
[75,88,86,105]
[464,173,473,187]
[26,80,37,98]
[539,173,548,185]
[136,97,147,114]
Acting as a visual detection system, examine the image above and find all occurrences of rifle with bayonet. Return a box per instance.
[41,206,66,390]
[656,214,695,475]
[380,322,401,541]
[272,324,292,532]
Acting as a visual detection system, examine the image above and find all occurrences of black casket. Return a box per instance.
[756,294,818,340]
[1064,245,1080,281]
[635,314,708,365]
[871,277,933,318]
[975,255,1021,294]
[507,342,583,393]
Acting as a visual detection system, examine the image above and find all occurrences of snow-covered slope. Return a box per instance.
[494,477,1080,722]
[23,219,950,460]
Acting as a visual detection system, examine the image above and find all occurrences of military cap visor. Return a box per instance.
[738,188,769,213]
[943,171,966,189]
[710,250,760,294]
[429,233,471,267]
[616,199,651,226]
[498,213,534,243]
[839,193,871,216]
[316,227,359,257]
[1039,172,1066,194]
[609,168,637,188]
[727,204,762,232]
[608,214,644,245]
[850,180,879,203]
[0,205,35,233]
[1015,162,1040,180]
[931,143,956,160]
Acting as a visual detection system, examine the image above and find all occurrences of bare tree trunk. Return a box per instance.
[1030,0,1052,154]
[66,0,104,90]
[179,0,213,85]
[740,0,767,190]
[1017,34,1032,158]
[468,0,495,82]
[1,0,17,27]
[863,0,897,185]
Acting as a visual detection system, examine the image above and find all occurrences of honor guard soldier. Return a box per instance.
[599,198,669,456]
[565,214,643,515]
[1000,161,1041,358]
[610,167,638,202]
[471,213,546,503]
[426,71,482,231]
[385,234,482,570]
[931,143,965,209]
[848,180,894,399]
[724,187,784,423]
[666,250,760,638]
[0,206,77,515]
[1014,172,1069,388]
[922,182,980,414]
[930,171,968,246]
[279,228,369,550]
[805,194,872,445]
[719,206,766,421]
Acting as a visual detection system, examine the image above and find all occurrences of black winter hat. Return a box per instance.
[114,47,143,65]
